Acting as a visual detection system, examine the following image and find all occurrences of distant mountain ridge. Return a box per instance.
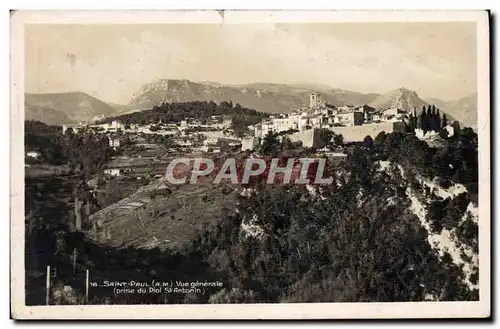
[24,80,477,129]
[127,79,381,114]
[25,92,117,125]
[425,94,477,130]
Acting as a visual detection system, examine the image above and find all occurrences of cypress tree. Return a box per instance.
[442,113,448,128]
[436,108,441,130]
[408,113,414,132]
[426,105,433,117]
[420,110,426,132]
[413,107,418,130]
[426,105,433,132]
[431,105,437,131]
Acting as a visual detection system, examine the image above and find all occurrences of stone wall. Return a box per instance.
[289,129,326,149]
[327,121,406,142]
[285,121,406,148]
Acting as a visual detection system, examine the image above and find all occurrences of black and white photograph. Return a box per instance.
[10,10,490,319]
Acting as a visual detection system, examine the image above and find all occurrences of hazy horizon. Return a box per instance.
[25,22,477,104]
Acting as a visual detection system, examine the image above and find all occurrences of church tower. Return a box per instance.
[310,93,320,108]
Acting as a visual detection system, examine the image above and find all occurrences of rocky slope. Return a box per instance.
[127,79,380,114]
[369,87,429,112]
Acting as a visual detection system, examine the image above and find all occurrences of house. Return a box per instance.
[222,118,233,128]
[26,151,41,159]
[176,139,194,147]
[109,137,120,148]
[334,111,364,126]
[104,168,122,176]
[372,111,383,122]
[203,137,219,146]
[353,105,376,121]
[382,108,407,121]
[62,123,86,134]
[337,105,355,112]
[105,120,125,132]
[241,137,260,151]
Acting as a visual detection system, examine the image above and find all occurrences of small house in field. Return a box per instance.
[26,150,41,159]
[104,168,122,176]
[108,137,121,148]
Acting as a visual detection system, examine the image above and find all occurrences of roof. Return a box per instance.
[337,110,362,114]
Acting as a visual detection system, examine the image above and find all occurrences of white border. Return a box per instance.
[10,10,491,319]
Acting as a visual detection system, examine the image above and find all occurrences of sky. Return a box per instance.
[25,22,477,104]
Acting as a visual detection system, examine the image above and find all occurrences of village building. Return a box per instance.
[109,137,120,148]
[353,104,376,122]
[26,150,41,159]
[381,108,407,121]
[62,123,87,135]
[241,137,260,151]
[334,111,364,126]
[104,168,122,176]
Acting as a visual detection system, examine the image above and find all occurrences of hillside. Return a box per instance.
[106,102,133,114]
[369,87,429,111]
[128,79,380,114]
[424,97,448,111]
[423,94,478,130]
[25,92,118,125]
[25,103,73,125]
[24,127,480,304]
[88,178,238,251]
[442,94,478,130]
[197,130,479,303]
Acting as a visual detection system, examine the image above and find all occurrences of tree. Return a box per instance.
[362,135,374,149]
[317,129,334,147]
[261,131,280,156]
[333,134,344,147]
[419,110,427,132]
[430,105,437,131]
[442,114,448,128]
[425,105,433,131]
[412,108,418,131]
[436,109,442,131]
[374,131,387,150]
[408,113,414,132]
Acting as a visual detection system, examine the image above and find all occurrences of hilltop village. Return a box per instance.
[24,91,461,184]
[253,93,407,148]
[57,92,410,158]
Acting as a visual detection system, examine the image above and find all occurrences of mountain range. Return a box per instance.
[25,92,117,125]
[24,79,477,129]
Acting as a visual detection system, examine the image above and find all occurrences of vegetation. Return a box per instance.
[187,129,479,303]
[24,115,479,305]
[259,131,281,157]
[407,104,451,133]
[372,128,478,200]
[99,101,268,137]
[25,120,116,179]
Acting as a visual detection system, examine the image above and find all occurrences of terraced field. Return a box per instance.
[88,177,238,251]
